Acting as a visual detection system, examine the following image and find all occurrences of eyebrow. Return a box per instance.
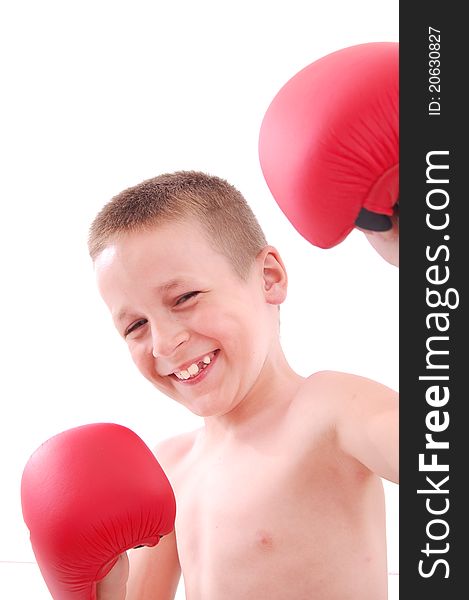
[156,278,188,293]
[114,278,189,324]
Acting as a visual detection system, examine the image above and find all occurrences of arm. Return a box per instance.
[97,554,128,600]
[125,434,188,599]
[97,534,181,600]
[332,372,399,483]
[97,432,192,599]
[126,432,200,599]
[21,423,176,600]
[127,531,181,600]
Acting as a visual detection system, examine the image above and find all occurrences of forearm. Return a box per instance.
[96,537,181,600]
[126,535,181,600]
[96,554,129,600]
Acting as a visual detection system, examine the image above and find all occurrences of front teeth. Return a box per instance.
[174,354,213,380]
[187,363,199,376]
[176,370,192,380]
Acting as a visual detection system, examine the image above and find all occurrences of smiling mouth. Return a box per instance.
[170,350,219,383]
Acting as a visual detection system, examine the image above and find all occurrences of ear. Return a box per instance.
[256,246,288,305]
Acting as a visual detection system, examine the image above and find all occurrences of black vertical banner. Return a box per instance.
[400,3,466,597]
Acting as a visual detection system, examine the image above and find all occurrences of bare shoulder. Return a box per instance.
[296,371,399,482]
[303,369,397,399]
[153,428,201,473]
[285,371,357,437]
[295,370,365,410]
[296,370,398,422]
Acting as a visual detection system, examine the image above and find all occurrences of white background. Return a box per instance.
[0,1,399,598]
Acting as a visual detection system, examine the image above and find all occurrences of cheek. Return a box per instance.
[198,299,266,359]
[194,304,250,347]
[188,303,230,342]
[128,343,154,381]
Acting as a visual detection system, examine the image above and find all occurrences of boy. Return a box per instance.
[91,170,398,599]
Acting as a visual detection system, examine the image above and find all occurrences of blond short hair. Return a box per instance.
[88,171,268,279]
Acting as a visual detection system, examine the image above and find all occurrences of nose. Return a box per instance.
[150,318,189,358]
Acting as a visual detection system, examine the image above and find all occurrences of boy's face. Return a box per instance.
[95,219,285,417]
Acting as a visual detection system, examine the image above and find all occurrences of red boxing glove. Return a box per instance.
[259,42,399,249]
[21,423,176,600]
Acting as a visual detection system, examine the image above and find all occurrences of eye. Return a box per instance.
[124,318,148,337]
[175,291,200,306]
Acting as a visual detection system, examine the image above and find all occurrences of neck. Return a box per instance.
[201,344,304,445]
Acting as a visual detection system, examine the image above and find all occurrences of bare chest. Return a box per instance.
[171,438,386,599]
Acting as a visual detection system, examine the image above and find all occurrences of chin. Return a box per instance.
[183,401,228,418]
[180,393,238,418]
